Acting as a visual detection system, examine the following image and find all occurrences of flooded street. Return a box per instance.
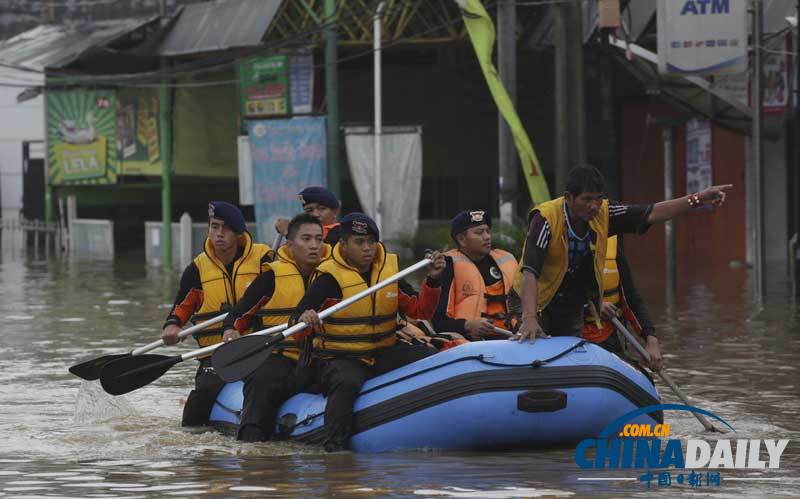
[0,251,798,498]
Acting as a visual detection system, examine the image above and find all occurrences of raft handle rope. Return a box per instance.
[287,340,588,430]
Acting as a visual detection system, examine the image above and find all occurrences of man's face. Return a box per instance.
[566,191,604,223]
[286,223,324,267]
[303,202,338,225]
[457,224,492,257]
[207,218,239,254]
[340,234,377,270]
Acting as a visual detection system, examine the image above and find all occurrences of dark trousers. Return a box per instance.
[237,354,303,442]
[540,304,585,337]
[182,358,227,427]
[317,342,436,451]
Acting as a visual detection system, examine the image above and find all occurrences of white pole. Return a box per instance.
[374,2,386,230]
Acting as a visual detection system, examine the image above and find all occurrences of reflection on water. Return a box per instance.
[0,252,798,497]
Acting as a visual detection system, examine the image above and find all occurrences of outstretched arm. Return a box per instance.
[647,184,733,224]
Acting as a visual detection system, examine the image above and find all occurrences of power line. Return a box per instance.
[0,0,476,90]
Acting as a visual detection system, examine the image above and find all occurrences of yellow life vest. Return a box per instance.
[444,248,518,330]
[260,243,331,360]
[582,236,620,343]
[513,196,610,311]
[192,232,271,347]
[313,242,399,363]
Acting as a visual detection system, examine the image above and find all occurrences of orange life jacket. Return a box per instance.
[581,236,643,343]
[444,249,518,333]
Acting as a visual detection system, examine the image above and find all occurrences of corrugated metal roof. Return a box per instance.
[0,17,158,71]
[158,0,281,56]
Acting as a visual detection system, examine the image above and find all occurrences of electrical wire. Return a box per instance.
[0,0,488,90]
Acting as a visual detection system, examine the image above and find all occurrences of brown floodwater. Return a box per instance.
[0,250,798,498]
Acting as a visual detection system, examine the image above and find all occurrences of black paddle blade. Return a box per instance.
[211,335,276,382]
[100,354,181,396]
[69,352,132,380]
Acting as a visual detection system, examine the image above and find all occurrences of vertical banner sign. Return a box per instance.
[453,0,551,205]
[686,118,713,194]
[115,88,162,175]
[763,41,789,114]
[289,53,314,114]
[658,0,747,75]
[47,90,117,185]
[249,117,327,242]
[239,55,290,118]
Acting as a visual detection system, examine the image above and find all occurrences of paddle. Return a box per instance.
[99,322,289,396]
[610,316,725,433]
[68,313,228,381]
[212,258,434,382]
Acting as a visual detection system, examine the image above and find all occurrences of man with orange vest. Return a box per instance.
[433,210,519,340]
[221,213,331,442]
[581,235,662,370]
[293,212,446,451]
[161,201,273,427]
[276,186,342,244]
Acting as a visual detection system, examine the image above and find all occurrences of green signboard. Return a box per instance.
[47,90,117,185]
[116,88,162,176]
[238,55,290,117]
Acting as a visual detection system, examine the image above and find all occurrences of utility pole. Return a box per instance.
[325,0,341,196]
[374,2,386,229]
[498,0,518,225]
[159,0,172,269]
[553,0,586,192]
[663,127,676,315]
[752,0,766,304]
[794,0,800,298]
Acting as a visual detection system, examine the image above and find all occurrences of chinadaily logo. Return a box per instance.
[574,404,791,489]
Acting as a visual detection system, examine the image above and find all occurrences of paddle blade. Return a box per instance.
[100,354,181,395]
[211,335,276,382]
[69,352,132,380]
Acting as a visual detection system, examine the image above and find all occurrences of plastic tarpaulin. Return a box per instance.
[344,126,422,246]
[249,117,327,243]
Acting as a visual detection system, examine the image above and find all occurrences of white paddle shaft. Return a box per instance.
[131,313,228,356]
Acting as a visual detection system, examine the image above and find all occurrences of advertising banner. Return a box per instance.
[686,118,712,194]
[116,88,162,175]
[657,0,747,75]
[239,55,290,118]
[47,90,117,185]
[249,117,327,242]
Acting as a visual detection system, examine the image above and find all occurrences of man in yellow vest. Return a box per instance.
[581,235,662,371]
[275,186,342,244]
[433,210,519,340]
[161,201,273,427]
[517,165,731,346]
[293,212,446,451]
[220,213,330,442]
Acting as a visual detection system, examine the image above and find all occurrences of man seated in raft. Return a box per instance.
[292,213,446,451]
[220,213,330,442]
[516,164,731,342]
[581,235,662,371]
[161,201,273,427]
[432,210,520,341]
[276,186,342,244]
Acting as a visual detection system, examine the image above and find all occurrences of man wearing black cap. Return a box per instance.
[161,201,274,427]
[219,213,331,442]
[292,212,446,451]
[433,210,519,340]
[275,186,341,244]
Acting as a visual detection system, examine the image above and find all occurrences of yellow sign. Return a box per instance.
[55,137,108,181]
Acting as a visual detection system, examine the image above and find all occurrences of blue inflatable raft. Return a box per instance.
[209,337,661,452]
